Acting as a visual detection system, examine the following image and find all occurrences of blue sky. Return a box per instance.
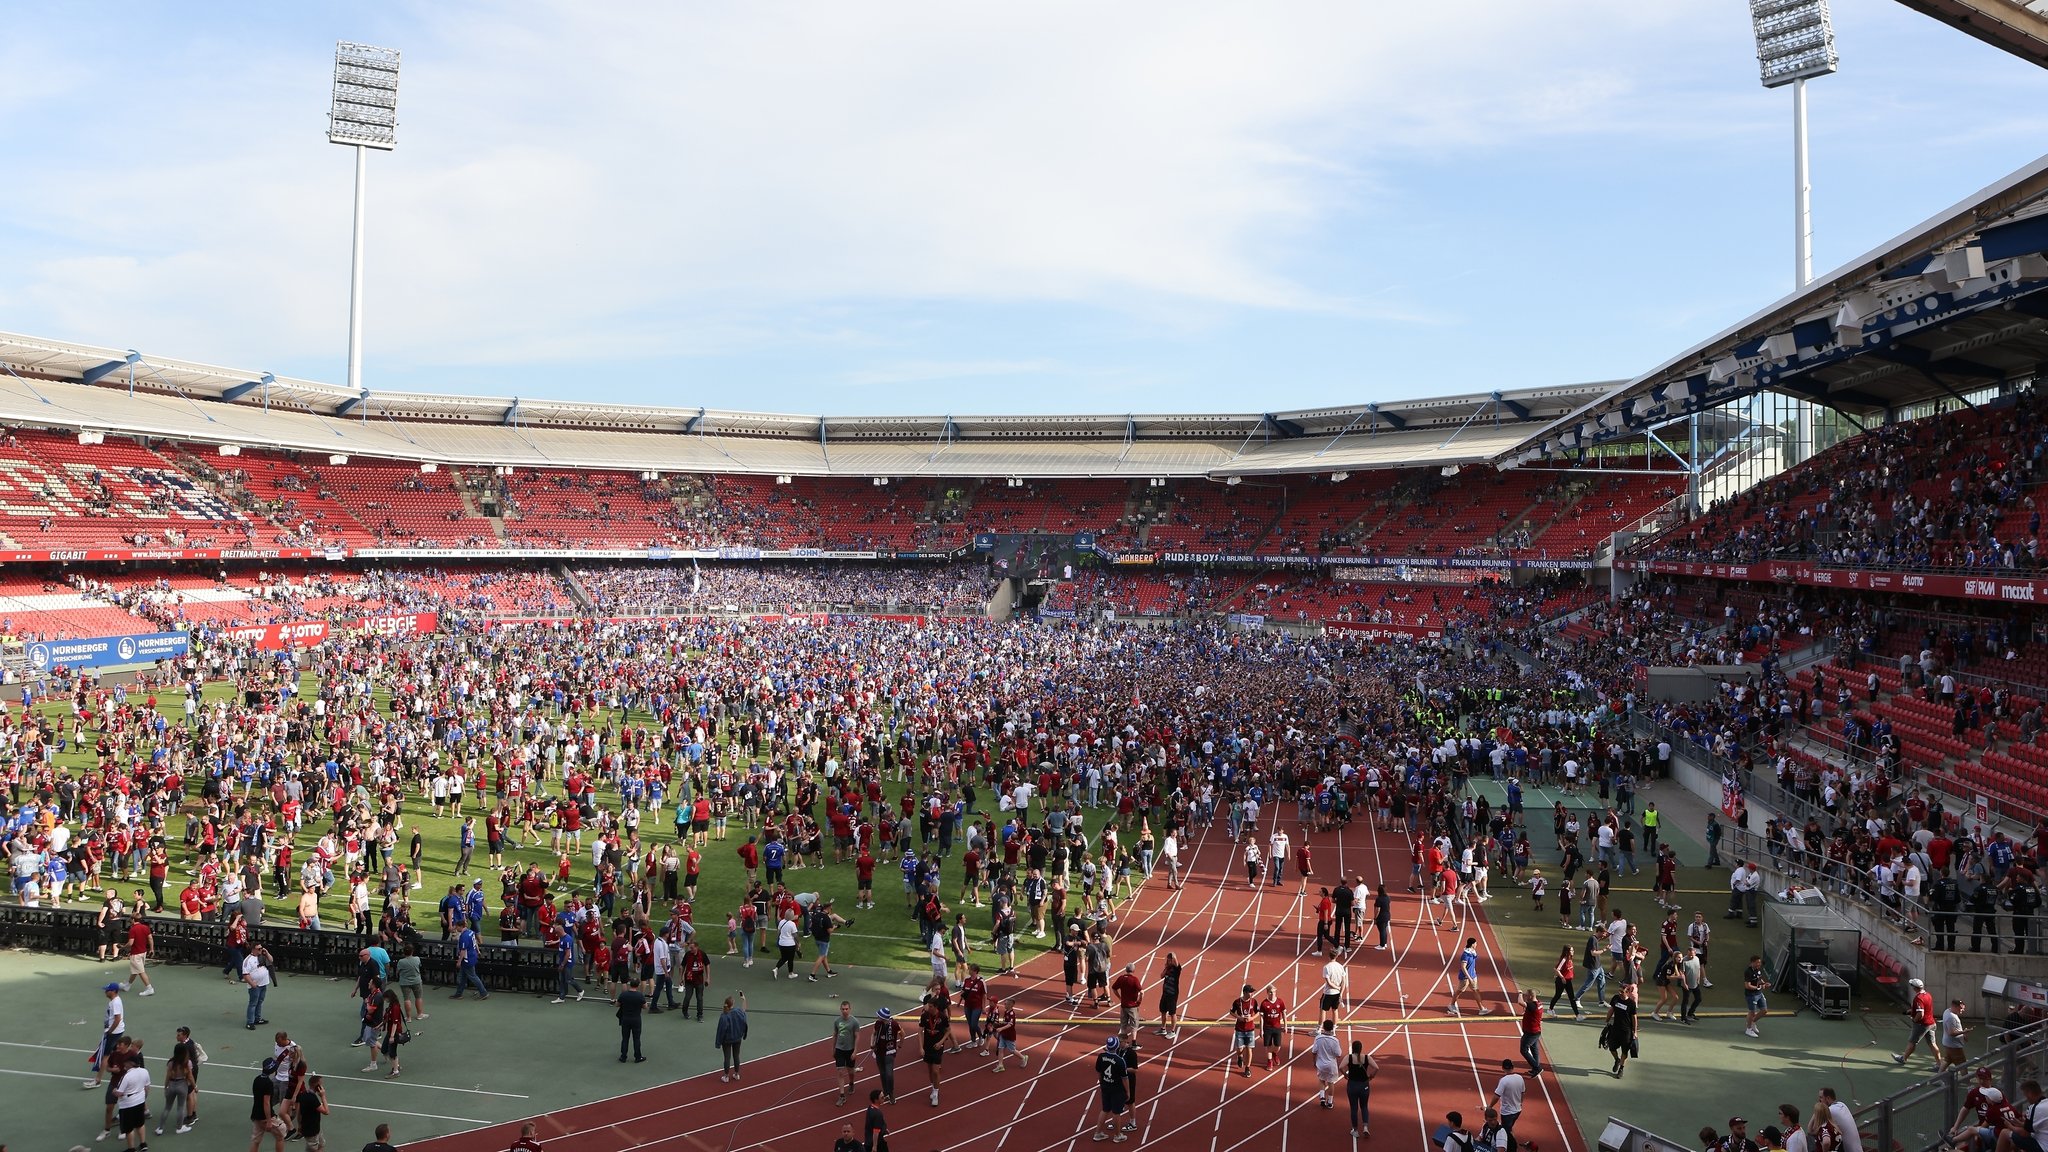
[1,1,2044,417]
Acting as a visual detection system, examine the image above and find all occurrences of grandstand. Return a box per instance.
[1,136,2047,868]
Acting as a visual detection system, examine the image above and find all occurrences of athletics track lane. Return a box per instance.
[411,806,1583,1152]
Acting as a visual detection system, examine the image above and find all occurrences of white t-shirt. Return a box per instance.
[1827,1100,1864,1152]
[104,994,125,1035]
[115,1065,152,1109]
[1495,1071,1526,1115]
[1312,1031,1343,1078]
[242,953,271,988]
[1321,960,1348,998]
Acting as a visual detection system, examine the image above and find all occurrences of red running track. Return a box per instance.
[413,806,1583,1152]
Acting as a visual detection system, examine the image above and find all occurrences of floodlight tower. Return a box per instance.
[327,42,402,414]
[1750,0,1838,289]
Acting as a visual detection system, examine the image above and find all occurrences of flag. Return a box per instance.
[691,559,701,595]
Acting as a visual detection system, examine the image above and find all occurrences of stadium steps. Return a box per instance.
[557,562,596,612]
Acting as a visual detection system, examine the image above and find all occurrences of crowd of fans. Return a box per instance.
[1647,390,2046,570]
[572,563,994,615]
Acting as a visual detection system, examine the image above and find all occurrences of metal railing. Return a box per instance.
[1713,818,2048,957]
[1857,1023,2048,1152]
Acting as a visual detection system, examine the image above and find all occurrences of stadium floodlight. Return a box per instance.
[1006,477,1024,488]
[420,462,438,473]
[217,444,242,457]
[872,477,889,486]
[775,474,793,484]
[329,454,350,465]
[328,42,401,412]
[77,431,106,446]
[1224,476,1243,486]
[1749,0,1834,287]
[1441,465,1461,477]
[1148,477,1166,487]
[1329,471,1349,483]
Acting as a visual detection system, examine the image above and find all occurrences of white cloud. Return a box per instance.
[0,1,1749,387]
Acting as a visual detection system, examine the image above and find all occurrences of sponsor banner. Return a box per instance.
[1226,613,1266,627]
[1107,551,1157,566]
[1640,560,2045,604]
[1320,621,1445,642]
[0,547,330,564]
[350,611,440,638]
[216,620,331,649]
[26,630,189,671]
[1157,552,1319,566]
[211,611,438,650]
[647,547,673,561]
[1038,608,1078,620]
[1325,554,1598,571]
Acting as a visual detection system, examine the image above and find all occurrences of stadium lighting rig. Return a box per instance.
[1750,0,1837,288]
[328,41,402,415]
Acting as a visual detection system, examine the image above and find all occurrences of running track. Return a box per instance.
[413,806,1582,1152]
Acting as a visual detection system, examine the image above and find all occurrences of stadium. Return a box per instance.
[7,5,2048,1152]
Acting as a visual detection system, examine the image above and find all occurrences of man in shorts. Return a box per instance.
[919,991,949,1108]
[1093,1036,1131,1143]
[1320,955,1350,1026]
[249,1056,287,1152]
[1741,955,1768,1038]
[830,1001,860,1106]
[1111,963,1143,1031]
[1231,984,1259,1076]
[126,910,156,996]
[1258,984,1289,1071]
[114,1052,151,1152]
[294,1075,329,1152]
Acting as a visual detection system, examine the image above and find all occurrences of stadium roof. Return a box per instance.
[1520,150,2048,464]
[1892,0,2048,70]
[0,331,1612,479]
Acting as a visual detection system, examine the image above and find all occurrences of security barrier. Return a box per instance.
[0,905,562,994]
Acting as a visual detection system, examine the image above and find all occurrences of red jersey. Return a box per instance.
[1257,997,1287,1030]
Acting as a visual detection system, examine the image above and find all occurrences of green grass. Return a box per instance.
[38,672,1078,975]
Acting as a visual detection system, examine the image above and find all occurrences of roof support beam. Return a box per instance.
[220,381,263,402]
[682,408,706,434]
[1493,392,1529,419]
[1917,371,1978,409]
[1259,413,1305,440]
[1872,344,2006,383]
[1769,376,1891,411]
[333,396,364,417]
[1367,404,1406,431]
[501,399,521,425]
[79,353,139,386]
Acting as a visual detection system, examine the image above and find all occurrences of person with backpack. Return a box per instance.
[1442,1110,1477,1152]
[1600,985,1639,1079]
[808,901,848,982]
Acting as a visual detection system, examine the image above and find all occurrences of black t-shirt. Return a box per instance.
[250,1076,275,1122]
[296,1091,323,1139]
[362,1144,399,1152]
[1096,1050,1127,1089]
[616,988,647,1024]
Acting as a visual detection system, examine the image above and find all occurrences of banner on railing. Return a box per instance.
[1,547,329,564]
[25,630,189,671]
[1320,621,1444,642]
[209,611,440,650]
[1638,559,2048,604]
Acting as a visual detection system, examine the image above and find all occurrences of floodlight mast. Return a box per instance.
[1749,0,1837,289]
[327,42,401,418]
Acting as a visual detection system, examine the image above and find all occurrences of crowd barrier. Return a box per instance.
[0,905,563,994]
